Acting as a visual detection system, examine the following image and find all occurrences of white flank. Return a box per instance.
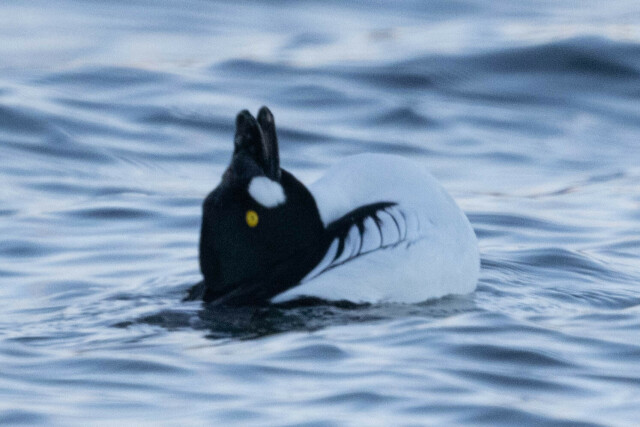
[248,176,286,208]
[271,154,480,304]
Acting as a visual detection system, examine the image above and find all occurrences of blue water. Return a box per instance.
[2,0,640,425]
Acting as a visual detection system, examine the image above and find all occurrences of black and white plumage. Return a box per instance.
[189,107,479,306]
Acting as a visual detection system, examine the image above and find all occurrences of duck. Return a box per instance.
[187,107,479,306]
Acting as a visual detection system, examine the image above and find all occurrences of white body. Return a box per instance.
[271,154,479,304]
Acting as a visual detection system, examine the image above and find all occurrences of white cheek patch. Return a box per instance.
[248,176,286,208]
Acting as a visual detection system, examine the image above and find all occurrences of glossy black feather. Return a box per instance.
[298,202,409,281]
[191,108,408,306]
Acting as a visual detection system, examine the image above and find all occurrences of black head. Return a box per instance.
[199,107,327,305]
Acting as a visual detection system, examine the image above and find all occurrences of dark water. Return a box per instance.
[2,0,640,425]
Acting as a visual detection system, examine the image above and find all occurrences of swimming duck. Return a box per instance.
[189,107,479,305]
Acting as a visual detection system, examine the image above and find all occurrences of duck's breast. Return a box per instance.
[271,154,479,304]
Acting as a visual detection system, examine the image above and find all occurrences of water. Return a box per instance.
[1,0,640,425]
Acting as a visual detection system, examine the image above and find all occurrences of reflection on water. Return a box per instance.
[1,0,640,425]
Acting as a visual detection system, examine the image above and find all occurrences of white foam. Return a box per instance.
[248,176,286,208]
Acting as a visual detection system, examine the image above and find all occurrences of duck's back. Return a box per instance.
[271,154,479,304]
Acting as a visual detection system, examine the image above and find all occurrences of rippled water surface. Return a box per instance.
[2,1,640,425]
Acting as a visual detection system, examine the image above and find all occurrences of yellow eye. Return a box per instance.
[245,210,259,228]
